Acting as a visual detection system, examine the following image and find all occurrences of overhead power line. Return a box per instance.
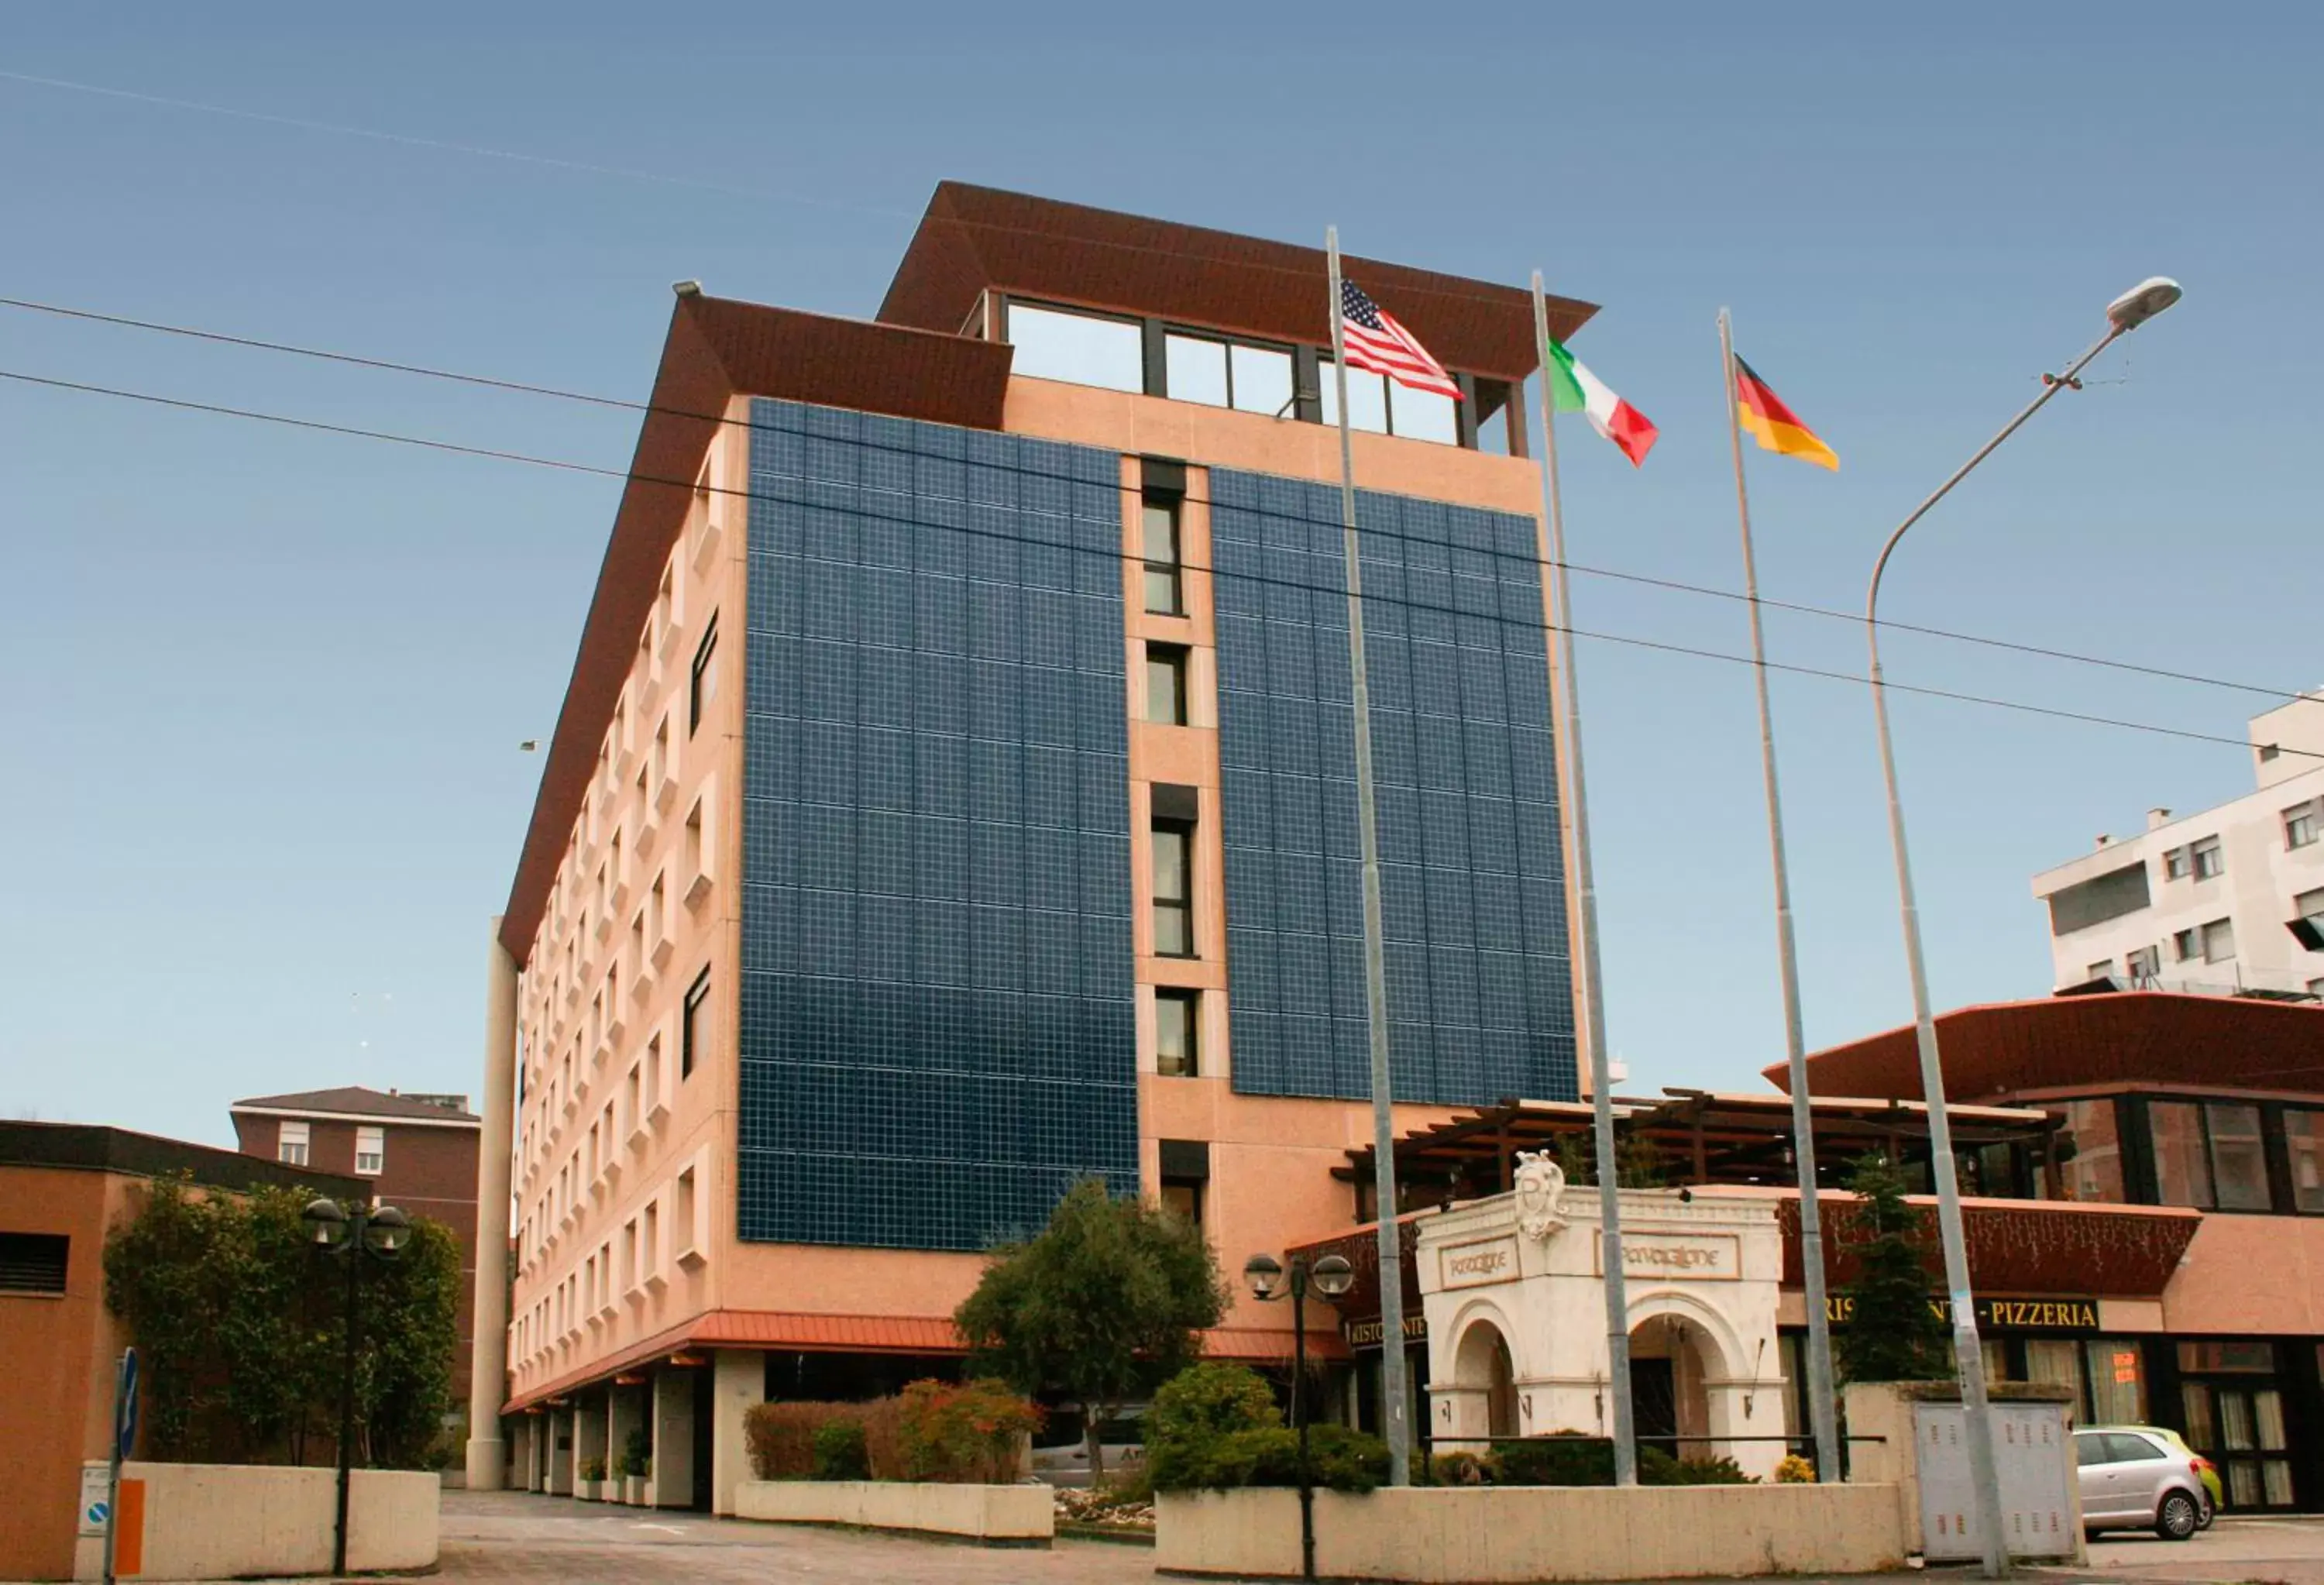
[3,359,2315,770]
[2,292,2305,710]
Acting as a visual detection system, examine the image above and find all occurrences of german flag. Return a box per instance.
[1734,356,1838,470]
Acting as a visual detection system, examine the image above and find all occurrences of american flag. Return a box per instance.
[1338,280,1461,401]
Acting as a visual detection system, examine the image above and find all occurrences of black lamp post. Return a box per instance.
[1243,1250,1356,1584]
[303,1197,410,1577]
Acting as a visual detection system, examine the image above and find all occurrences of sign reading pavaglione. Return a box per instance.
[1593,1232,1741,1281]
[1439,1236,1520,1289]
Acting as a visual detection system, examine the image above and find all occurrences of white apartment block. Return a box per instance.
[2033,694,2324,998]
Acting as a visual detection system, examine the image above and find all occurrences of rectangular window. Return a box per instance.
[355,1126,385,1176]
[2085,1339,2148,1424]
[2192,837,2225,879]
[1005,301,1145,394]
[1152,821,1195,958]
[2173,927,2200,962]
[1142,495,1184,616]
[2286,803,2318,850]
[689,615,718,734]
[1318,355,1390,435]
[1164,333,1229,407]
[2125,944,2161,980]
[1229,343,1295,417]
[2164,848,2190,881]
[2284,1111,2324,1212]
[2208,1103,2272,1211]
[277,1119,311,1167]
[2085,960,2115,982]
[2150,1101,2216,1208]
[0,1232,69,1294]
[2203,916,2236,963]
[1160,1180,1203,1228]
[682,968,712,1079]
[2063,1098,2125,1202]
[1156,988,1199,1078]
[2298,887,2324,924]
[1146,643,1189,727]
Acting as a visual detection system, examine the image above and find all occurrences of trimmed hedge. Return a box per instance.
[741,1380,1039,1484]
[1147,1363,1390,1494]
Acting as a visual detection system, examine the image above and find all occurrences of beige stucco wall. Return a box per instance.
[1157,1484,1906,1581]
[72,1463,437,1581]
[2161,1213,2324,1334]
[734,1478,1053,1542]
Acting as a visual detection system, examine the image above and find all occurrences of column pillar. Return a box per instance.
[548,1408,575,1494]
[710,1349,763,1516]
[578,1393,608,1495]
[607,1384,640,1501]
[466,917,519,1490]
[651,1368,696,1508]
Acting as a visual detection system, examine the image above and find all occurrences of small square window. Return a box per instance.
[2172,927,2200,962]
[1157,988,1200,1078]
[1161,1180,1203,1229]
[2260,743,2281,762]
[2202,917,2236,963]
[1146,644,1188,727]
[2164,849,2190,881]
[2287,805,2318,851]
[0,1233,70,1294]
[2192,837,2224,880]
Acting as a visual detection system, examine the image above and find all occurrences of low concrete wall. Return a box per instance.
[734,1479,1053,1545]
[1157,1484,1906,1582]
[73,1461,438,1580]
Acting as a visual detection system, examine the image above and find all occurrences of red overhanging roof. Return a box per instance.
[1769,992,2324,1103]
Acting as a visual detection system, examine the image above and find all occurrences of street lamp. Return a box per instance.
[303,1197,410,1577]
[1244,1251,1356,1584]
[1865,277,2178,1579]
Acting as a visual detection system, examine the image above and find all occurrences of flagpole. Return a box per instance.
[1327,225,1412,1485]
[1718,308,1840,1483]
[1529,273,1636,1487]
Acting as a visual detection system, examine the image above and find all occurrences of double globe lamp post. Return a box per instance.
[1243,1250,1356,1584]
[301,1197,411,1578]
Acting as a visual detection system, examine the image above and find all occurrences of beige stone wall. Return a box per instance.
[734,1478,1054,1542]
[72,1463,437,1581]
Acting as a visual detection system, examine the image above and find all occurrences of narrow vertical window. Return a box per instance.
[277,1120,311,1166]
[1153,820,1195,957]
[1156,988,1200,1077]
[355,1126,385,1177]
[682,968,713,1079]
[1143,494,1184,615]
[689,614,719,734]
[1146,643,1189,727]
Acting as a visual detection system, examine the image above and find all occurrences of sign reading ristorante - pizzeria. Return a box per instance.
[1824,1294,2101,1332]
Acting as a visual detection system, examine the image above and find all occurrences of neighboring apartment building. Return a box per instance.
[0,1123,362,1582]
[486,182,1590,1511]
[229,1085,481,1405]
[2033,693,2324,997]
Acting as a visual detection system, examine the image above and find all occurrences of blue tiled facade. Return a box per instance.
[1211,469,1578,1107]
[737,401,1138,1250]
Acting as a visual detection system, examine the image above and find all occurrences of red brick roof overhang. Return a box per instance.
[878,181,1599,383]
[496,297,1015,965]
[1766,992,2324,1103]
[1777,1192,2199,1297]
[504,1311,1334,1411]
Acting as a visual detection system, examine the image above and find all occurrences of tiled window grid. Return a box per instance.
[738,400,1139,1252]
[1210,469,1579,1107]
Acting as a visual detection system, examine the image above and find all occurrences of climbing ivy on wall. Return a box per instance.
[103,1176,460,1467]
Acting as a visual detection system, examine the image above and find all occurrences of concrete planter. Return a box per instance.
[734,1479,1053,1545]
[73,1462,438,1581]
[624,1474,648,1505]
[576,1477,603,1501]
[1157,1484,1906,1582]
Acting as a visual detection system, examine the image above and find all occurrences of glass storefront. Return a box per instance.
[2178,1341,2297,1508]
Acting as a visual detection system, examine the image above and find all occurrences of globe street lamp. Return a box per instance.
[1864,277,2179,1578]
[1244,1251,1356,1583]
[303,1197,411,1577]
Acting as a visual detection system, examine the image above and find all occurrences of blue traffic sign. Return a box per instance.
[115,1349,139,1459]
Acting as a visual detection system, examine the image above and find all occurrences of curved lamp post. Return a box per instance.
[1865,276,2179,1578]
[304,1197,411,1576]
[1244,1251,1356,1583]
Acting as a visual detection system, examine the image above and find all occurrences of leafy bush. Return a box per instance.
[624,1425,654,1479]
[1427,1450,1497,1487]
[1639,1447,1754,1485]
[896,1379,1042,1484]
[1147,1362,1281,1490]
[1495,1434,1615,1487]
[1774,1453,1816,1484]
[813,1419,870,1481]
[743,1401,861,1480]
[1100,1460,1154,1507]
[579,1456,607,1482]
[860,1397,906,1483]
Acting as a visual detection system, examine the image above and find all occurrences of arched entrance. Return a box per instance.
[1453,1317,1519,1439]
[1629,1313,1717,1461]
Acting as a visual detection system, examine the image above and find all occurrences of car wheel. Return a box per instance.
[2156,1490,2200,1541]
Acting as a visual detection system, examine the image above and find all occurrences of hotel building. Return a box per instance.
[478,184,1593,1510]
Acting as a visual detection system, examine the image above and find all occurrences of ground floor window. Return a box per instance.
[2178,1340,2296,1508]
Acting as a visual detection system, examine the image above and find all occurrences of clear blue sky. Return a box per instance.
[4,4,2315,1145]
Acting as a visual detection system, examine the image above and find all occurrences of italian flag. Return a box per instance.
[1546,338,1659,466]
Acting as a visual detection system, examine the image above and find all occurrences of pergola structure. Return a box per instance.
[1335,1090,2062,1218]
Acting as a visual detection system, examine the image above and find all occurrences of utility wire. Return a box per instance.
[5,359,2315,770]
[2,292,2305,709]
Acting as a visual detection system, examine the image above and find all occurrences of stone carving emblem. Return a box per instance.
[1513,1150,1568,1242]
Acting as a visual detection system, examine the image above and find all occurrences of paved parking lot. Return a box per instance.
[2075,1514,2324,1585]
[431,1489,1158,1583]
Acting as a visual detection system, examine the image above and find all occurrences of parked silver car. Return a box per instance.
[2074,1426,2212,1540]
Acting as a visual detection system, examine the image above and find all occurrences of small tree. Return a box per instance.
[954,1178,1226,1482]
[1833,1153,1951,1384]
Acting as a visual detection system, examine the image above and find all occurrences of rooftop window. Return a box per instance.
[1003,301,1143,394]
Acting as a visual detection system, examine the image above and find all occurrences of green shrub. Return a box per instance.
[1159,1423,1391,1494]
[1638,1446,1754,1485]
[812,1419,870,1481]
[1147,1363,1281,1491]
[1495,1434,1614,1487]
[743,1401,861,1480]
[624,1425,654,1479]
[1100,1461,1154,1507]
[896,1379,1043,1484]
[1427,1450,1497,1487]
